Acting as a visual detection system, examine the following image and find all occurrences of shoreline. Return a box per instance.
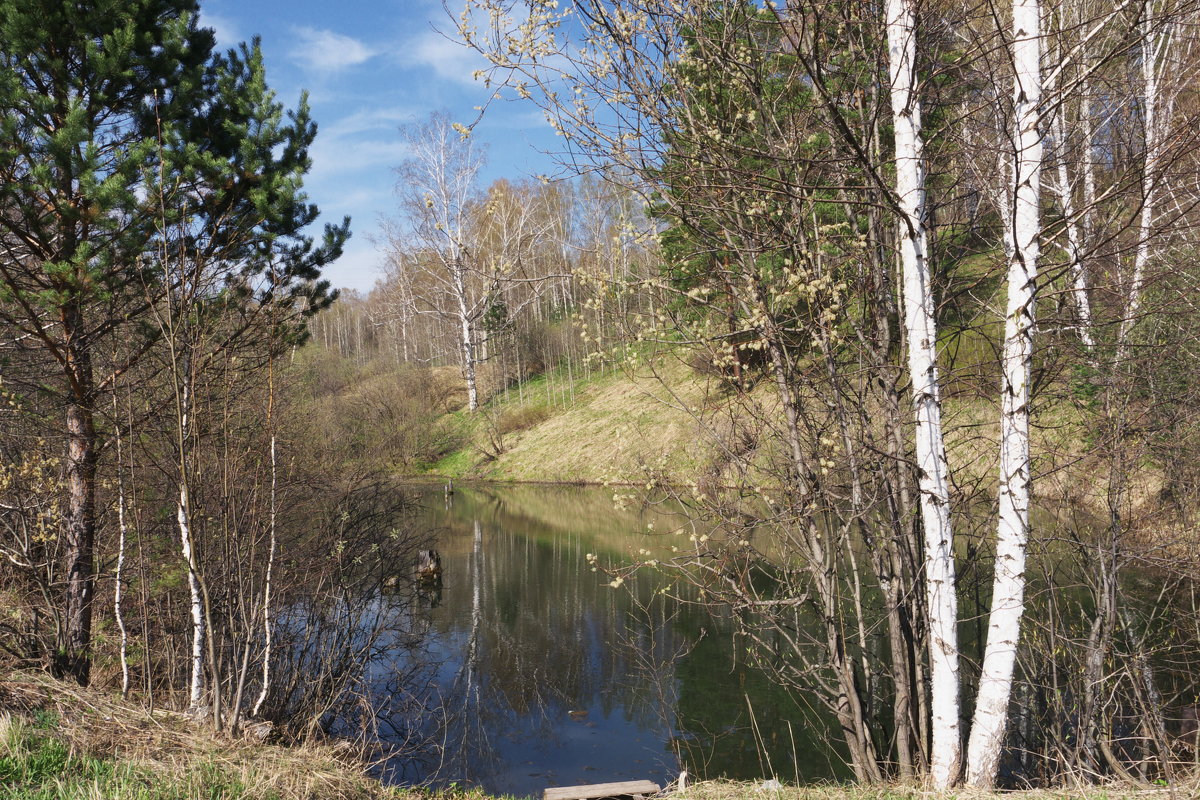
[1,669,1188,800]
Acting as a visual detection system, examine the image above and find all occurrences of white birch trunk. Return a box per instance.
[254,279,281,719]
[1051,105,1095,351]
[965,0,1043,785]
[113,398,131,699]
[180,484,205,712]
[1118,15,1172,360]
[1080,89,1096,250]
[177,379,206,714]
[886,0,961,786]
[456,260,479,411]
[251,430,277,718]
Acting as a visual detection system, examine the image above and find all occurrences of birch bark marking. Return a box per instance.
[966,0,1043,786]
[457,258,480,411]
[885,0,961,786]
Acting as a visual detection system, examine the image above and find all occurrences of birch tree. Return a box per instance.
[394,113,488,410]
[1116,3,1188,359]
[111,386,132,698]
[456,0,950,780]
[885,0,961,786]
[145,40,345,718]
[448,0,1200,785]
[1048,60,1095,352]
[391,116,561,408]
[251,304,279,719]
[965,0,1044,784]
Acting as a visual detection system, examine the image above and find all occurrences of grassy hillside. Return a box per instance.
[422,350,1100,498]
[289,339,1168,531]
[432,356,720,483]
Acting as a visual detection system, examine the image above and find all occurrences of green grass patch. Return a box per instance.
[432,446,480,477]
[0,715,175,800]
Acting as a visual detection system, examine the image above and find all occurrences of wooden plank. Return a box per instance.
[543,779,660,800]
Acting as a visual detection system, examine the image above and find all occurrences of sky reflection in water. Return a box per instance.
[360,485,843,799]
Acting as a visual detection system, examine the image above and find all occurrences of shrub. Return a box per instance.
[497,404,553,435]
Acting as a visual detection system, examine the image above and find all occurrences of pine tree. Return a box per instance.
[0,0,347,685]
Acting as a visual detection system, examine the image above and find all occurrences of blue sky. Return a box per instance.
[199,0,561,293]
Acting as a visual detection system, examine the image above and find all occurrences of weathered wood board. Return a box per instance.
[543,779,660,800]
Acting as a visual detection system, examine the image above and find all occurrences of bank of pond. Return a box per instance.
[264,483,1199,799]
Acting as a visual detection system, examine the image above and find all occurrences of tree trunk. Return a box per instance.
[455,260,479,411]
[61,300,97,686]
[113,392,131,698]
[1051,103,1095,351]
[62,398,96,685]
[462,313,479,411]
[886,0,962,785]
[180,481,206,712]
[253,353,278,719]
[174,371,206,714]
[252,432,277,718]
[966,0,1043,785]
[749,275,882,782]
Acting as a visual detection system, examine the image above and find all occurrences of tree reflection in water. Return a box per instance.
[353,486,843,798]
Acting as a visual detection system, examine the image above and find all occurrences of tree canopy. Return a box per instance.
[0,0,347,684]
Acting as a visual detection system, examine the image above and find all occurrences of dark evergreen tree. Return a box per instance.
[0,0,347,684]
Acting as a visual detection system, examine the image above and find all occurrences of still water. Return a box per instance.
[363,484,845,798]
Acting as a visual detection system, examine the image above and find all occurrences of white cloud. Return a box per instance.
[323,235,387,293]
[322,106,417,140]
[402,30,490,86]
[308,136,411,180]
[290,27,377,73]
[201,12,242,50]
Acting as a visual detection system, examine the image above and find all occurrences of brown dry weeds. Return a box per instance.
[0,668,412,800]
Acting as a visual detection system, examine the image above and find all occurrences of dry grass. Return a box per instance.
[497,404,554,435]
[478,358,722,483]
[674,779,1189,800]
[0,669,416,800]
[461,348,1178,537]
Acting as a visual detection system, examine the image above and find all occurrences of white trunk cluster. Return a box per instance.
[1051,103,1095,351]
[966,0,1043,785]
[885,0,962,786]
[1118,13,1174,358]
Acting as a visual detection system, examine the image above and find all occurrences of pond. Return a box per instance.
[299,481,1200,796]
[359,484,846,798]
